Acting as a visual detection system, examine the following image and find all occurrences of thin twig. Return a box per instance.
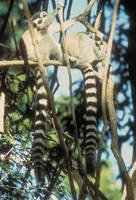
[59,1,77,199]
[0,92,5,133]
[82,0,96,16]
[94,10,103,35]
[88,179,109,200]
[95,121,109,199]
[45,165,62,199]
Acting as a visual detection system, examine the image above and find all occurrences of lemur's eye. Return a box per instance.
[33,23,36,28]
[38,19,42,24]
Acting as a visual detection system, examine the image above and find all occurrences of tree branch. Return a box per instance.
[95,0,120,198]
[122,161,136,199]
[59,1,77,199]
[0,60,62,67]
[107,74,134,200]
[78,0,104,37]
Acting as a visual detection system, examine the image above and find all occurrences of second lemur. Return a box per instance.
[62,31,106,176]
[63,32,106,176]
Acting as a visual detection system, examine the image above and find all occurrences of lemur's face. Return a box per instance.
[32,11,47,29]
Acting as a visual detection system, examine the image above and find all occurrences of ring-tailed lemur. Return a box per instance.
[63,32,106,176]
[19,4,78,184]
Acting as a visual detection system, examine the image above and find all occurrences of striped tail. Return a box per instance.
[82,65,97,177]
[33,67,47,184]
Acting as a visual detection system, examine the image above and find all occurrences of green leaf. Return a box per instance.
[17,74,27,81]
[0,163,9,171]
[12,172,22,179]
[4,135,12,144]
[63,132,74,140]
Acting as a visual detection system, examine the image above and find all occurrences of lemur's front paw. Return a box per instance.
[69,56,79,67]
[101,52,107,60]
[102,58,106,66]
[57,4,64,10]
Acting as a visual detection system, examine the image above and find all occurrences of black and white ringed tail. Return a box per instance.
[82,64,97,176]
[33,67,47,183]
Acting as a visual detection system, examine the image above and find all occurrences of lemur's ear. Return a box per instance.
[40,11,47,18]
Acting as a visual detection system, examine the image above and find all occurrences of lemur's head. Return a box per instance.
[31,11,47,30]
